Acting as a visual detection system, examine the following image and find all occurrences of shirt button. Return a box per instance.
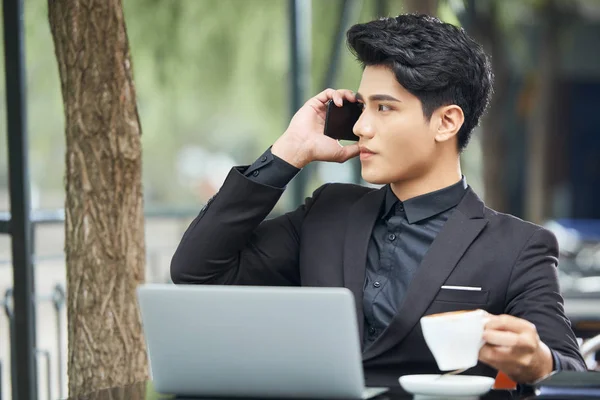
[398,204,404,211]
[368,327,376,335]
[388,233,396,241]
[373,281,381,288]
[260,156,267,162]
[252,170,260,177]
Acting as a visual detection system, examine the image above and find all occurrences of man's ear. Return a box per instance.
[434,105,464,143]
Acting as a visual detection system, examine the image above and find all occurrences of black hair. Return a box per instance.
[347,14,493,151]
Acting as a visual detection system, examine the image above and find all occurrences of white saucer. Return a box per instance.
[399,374,495,398]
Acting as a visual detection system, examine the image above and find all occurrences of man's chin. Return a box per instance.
[361,171,390,186]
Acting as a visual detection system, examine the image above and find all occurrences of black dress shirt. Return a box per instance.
[243,148,467,346]
[362,180,467,347]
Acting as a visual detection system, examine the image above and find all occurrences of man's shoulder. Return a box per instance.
[483,205,540,229]
[480,203,556,245]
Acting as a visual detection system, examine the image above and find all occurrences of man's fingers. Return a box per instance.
[485,314,536,334]
[335,143,360,162]
[314,88,356,106]
[337,89,356,103]
[479,315,550,384]
[483,330,520,347]
[479,343,512,364]
[314,88,335,103]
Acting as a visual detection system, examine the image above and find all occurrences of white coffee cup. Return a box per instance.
[420,309,488,371]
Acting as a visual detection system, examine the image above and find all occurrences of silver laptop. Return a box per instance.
[137,284,388,399]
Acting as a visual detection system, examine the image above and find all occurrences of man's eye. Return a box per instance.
[378,104,392,112]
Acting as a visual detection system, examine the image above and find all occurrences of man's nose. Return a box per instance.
[353,112,374,139]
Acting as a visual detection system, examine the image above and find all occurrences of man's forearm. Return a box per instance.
[170,148,301,284]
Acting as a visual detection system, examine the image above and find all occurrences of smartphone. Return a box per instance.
[533,371,600,397]
[323,100,362,141]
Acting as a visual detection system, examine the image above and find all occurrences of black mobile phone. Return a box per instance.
[323,100,362,141]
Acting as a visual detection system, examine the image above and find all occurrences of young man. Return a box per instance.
[171,14,585,386]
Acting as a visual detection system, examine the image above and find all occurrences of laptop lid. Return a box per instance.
[137,284,367,399]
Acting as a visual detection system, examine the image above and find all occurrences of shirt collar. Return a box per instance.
[381,176,468,224]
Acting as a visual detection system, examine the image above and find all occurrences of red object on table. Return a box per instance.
[494,371,517,389]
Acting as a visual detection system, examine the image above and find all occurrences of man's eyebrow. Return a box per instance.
[355,92,401,102]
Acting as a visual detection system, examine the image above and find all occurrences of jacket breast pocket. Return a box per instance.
[433,288,489,305]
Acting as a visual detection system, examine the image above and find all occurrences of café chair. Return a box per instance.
[581,334,600,369]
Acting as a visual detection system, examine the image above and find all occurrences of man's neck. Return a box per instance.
[390,162,462,201]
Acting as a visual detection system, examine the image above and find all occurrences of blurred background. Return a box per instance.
[0,0,599,398]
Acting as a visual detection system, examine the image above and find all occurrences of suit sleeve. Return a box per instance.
[245,147,300,188]
[170,165,327,286]
[504,228,587,371]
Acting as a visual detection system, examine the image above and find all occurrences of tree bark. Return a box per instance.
[48,0,148,396]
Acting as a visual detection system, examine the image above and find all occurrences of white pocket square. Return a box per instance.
[440,285,482,291]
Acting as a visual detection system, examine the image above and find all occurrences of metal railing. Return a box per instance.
[0,209,197,399]
[1,285,65,400]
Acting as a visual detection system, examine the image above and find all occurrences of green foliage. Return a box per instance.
[0,0,524,209]
[0,0,64,203]
[123,0,293,205]
[0,0,454,208]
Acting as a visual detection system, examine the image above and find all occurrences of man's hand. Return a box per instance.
[479,314,554,384]
[271,88,360,168]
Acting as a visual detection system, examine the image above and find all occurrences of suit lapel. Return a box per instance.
[362,188,488,361]
[343,186,386,345]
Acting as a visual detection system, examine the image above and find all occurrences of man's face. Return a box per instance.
[354,65,440,186]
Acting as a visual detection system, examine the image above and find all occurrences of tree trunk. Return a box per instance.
[525,1,560,223]
[403,0,438,15]
[469,2,511,213]
[48,0,148,396]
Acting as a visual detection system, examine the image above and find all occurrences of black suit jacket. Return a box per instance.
[171,167,586,386]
